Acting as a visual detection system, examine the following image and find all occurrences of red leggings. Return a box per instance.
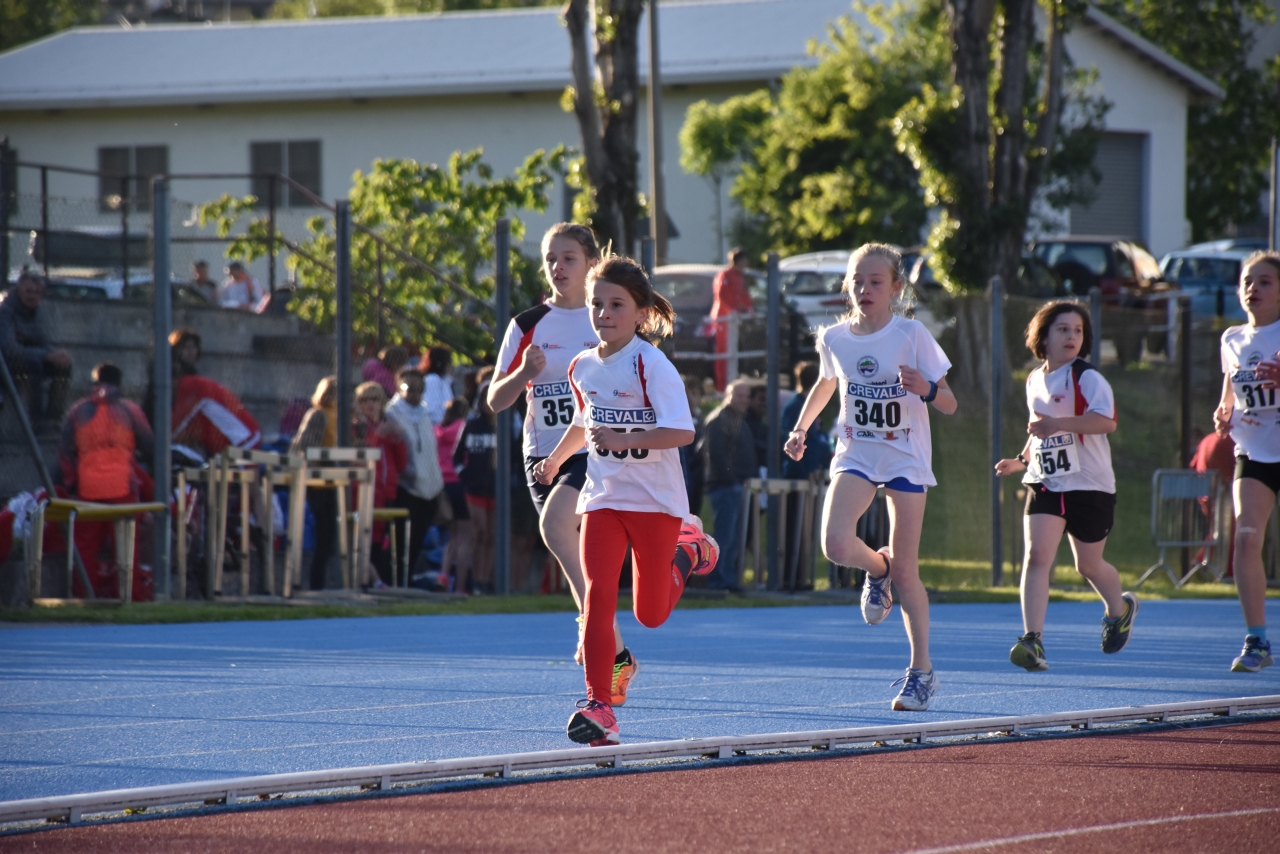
[581,509,684,702]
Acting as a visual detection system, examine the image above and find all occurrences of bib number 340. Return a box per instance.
[850,399,902,429]
[595,427,650,461]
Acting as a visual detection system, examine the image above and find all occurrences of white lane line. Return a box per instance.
[900,806,1280,854]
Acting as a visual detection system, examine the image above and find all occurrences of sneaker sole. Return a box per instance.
[1102,592,1139,655]
[861,584,893,625]
[611,659,639,707]
[1231,657,1273,673]
[1009,646,1049,672]
[566,711,617,745]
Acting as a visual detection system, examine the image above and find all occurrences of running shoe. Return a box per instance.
[1100,592,1139,654]
[861,548,893,625]
[891,667,939,712]
[567,699,619,745]
[574,615,585,665]
[1009,632,1049,671]
[1231,635,1274,673]
[611,648,639,706]
[676,515,720,577]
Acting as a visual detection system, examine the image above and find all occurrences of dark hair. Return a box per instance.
[1242,250,1280,281]
[194,259,208,269]
[542,222,602,261]
[1025,301,1093,361]
[92,362,122,386]
[588,255,676,340]
[15,269,43,288]
[227,261,245,272]
[443,396,470,426]
[729,247,749,266]
[426,346,452,376]
[396,367,424,384]
[794,360,820,392]
[379,345,409,372]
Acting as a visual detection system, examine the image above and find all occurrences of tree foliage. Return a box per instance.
[0,0,97,52]
[1093,0,1280,241]
[270,0,552,18]
[197,148,566,360]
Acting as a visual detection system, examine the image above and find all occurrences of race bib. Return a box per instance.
[587,405,659,464]
[532,381,575,428]
[1230,370,1279,414]
[1032,433,1079,481]
[844,381,912,433]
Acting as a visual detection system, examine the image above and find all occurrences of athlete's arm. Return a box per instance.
[899,366,957,415]
[488,346,547,412]
[995,437,1034,476]
[532,423,586,485]
[1213,372,1235,438]
[1028,411,1116,438]
[784,376,839,461]
[588,425,694,453]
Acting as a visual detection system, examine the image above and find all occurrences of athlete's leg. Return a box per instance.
[1233,477,1276,628]
[884,488,930,671]
[1021,513,1067,634]
[622,511,685,628]
[1068,535,1125,618]
[542,483,625,654]
[820,473,883,573]
[580,510,630,702]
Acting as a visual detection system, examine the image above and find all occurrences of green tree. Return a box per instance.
[270,0,551,18]
[1093,1,1280,241]
[680,3,949,260]
[197,147,566,360]
[0,0,97,52]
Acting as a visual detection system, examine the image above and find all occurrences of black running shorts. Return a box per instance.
[525,452,589,514]
[1235,456,1280,495]
[1024,483,1116,544]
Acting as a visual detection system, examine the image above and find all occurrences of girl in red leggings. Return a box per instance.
[534,256,719,745]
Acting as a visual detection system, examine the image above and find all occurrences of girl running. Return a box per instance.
[995,302,1137,671]
[1214,250,1280,672]
[533,256,718,745]
[489,224,638,703]
[784,243,956,711]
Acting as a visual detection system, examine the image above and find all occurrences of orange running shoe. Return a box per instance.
[610,648,639,706]
[676,515,719,576]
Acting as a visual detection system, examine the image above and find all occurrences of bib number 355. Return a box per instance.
[541,397,575,427]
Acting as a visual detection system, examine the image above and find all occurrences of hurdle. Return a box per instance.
[25,498,167,603]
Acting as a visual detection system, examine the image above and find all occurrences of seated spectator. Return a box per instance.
[420,345,454,423]
[700,380,757,591]
[362,345,409,398]
[190,260,218,305]
[0,270,73,429]
[291,375,339,591]
[57,362,154,600]
[219,261,265,311]
[454,371,497,594]
[166,328,262,459]
[386,368,444,575]
[352,380,408,589]
[435,396,470,584]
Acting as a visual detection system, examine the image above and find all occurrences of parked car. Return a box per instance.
[650,263,813,384]
[1029,235,1176,363]
[1159,248,1249,321]
[908,252,1065,299]
[1185,237,1268,253]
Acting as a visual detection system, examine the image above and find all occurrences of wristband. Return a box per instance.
[1017,453,1028,466]
[921,380,938,403]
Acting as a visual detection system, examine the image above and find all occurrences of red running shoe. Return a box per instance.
[676,515,719,577]
[567,699,619,745]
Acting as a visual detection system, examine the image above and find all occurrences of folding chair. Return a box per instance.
[1136,469,1223,588]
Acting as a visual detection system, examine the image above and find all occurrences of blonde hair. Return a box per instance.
[311,375,338,409]
[354,381,387,410]
[588,255,677,340]
[542,222,602,261]
[842,242,915,319]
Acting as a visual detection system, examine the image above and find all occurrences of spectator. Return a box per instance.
[0,270,73,429]
[454,372,497,594]
[386,368,445,576]
[290,375,339,591]
[1192,430,1237,574]
[420,345,454,424]
[745,384,769,470]
[190,260,218,305]
[781,361,832,480]
[680,375,707,517]
[362,345,409,398]
[435,396,470,585]
[710,248,754,391]
[700,380,758,590]
[219,261,265,311]
[165,328,261,459]
[57,362,154,600]
[353,381,409,589]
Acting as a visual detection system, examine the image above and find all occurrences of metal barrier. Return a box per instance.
[671,313,765,385]
[1136,469,1224,588]
[739,477,821,590]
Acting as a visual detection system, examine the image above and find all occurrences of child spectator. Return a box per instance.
[386,368,444,575]
[353,381,408,589]
[454,370,497,593]
[435,397,470,585]
[362,345,409,398]
[291,376,339,590]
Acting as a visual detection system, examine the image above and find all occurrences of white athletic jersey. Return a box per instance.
[1221,318,1280,463]
[1020,359,1116,494]
[816,316,951,487]
[496,303,600,458]
[568,335,694,517]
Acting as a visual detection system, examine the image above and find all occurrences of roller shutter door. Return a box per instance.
[1070,132,1146,240]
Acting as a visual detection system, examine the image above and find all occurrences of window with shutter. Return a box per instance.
[1070,132,1147,241]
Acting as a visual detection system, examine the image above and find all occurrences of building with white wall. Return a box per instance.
[0,0,1223,281]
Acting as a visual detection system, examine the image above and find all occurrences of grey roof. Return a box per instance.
[1082,7,1224,101]
[0,0,858,110]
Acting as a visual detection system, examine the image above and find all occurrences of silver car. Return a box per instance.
[779,250,947,337]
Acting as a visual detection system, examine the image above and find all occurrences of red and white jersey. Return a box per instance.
[496,303,600,458]
[568,335,694,517]
[1020,359,1116,494]
[817,316,950,486]
[1221,318,1280,463]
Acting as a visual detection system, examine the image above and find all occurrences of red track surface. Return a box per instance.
[6,719,1279,853]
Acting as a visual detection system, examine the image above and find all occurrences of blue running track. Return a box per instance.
[1,599,1276,802]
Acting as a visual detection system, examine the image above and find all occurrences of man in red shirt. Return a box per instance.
[710,248,754,391]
